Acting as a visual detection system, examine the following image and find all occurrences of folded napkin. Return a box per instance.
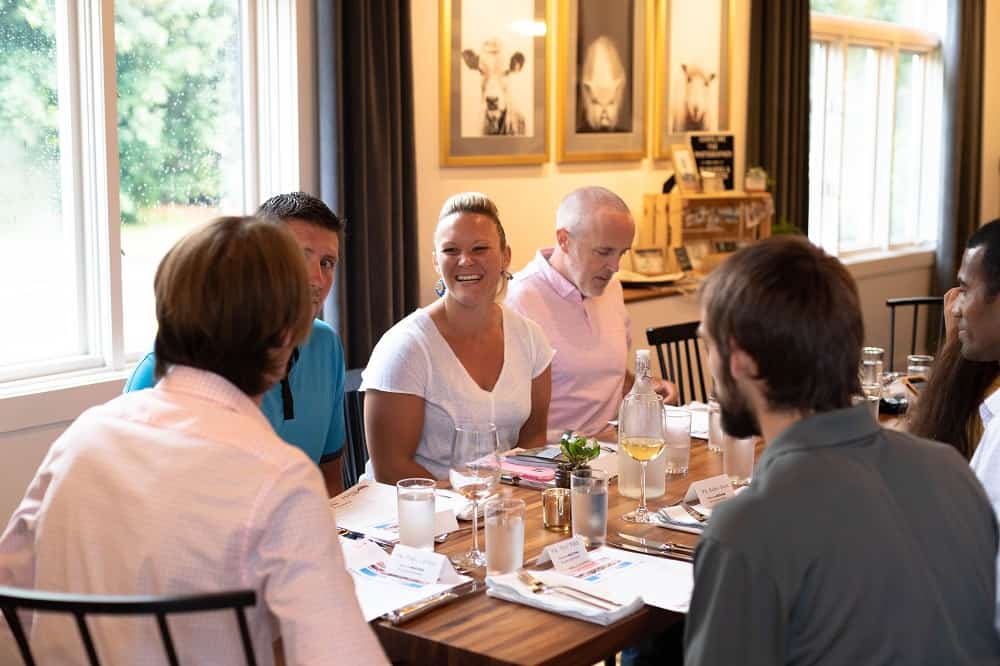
[656,504,708,534]
[685,402,710,440]
[485,572,643,626]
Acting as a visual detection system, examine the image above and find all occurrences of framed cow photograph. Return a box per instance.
[556,0,650,163]
[652,0,732,159]
[439,0,550,166]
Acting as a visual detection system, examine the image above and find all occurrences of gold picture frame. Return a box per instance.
[555,0,652,162]
[671,144,700,193]
[439,0,551,167]
[652,0,733,160]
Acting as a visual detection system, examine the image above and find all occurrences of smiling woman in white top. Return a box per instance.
[362,193,554,482]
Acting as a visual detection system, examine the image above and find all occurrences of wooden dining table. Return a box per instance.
[372,437,764,666]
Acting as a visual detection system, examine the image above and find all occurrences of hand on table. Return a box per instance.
[652,378,679,406]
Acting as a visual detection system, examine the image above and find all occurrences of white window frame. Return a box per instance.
[0,0,314,400]
[809,12,942,258]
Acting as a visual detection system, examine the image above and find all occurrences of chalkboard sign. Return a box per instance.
[690,134,735,190]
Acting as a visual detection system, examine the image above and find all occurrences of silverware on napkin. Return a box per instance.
[680,502,709,523]
[516,569,620,611]
[606,539,694,563]
[381,579,483,625]
[616,533,695,556]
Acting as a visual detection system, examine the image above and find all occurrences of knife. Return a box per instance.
[616,532,695,555]
[381,579,483,625]
[607,539,693,563]
[680,502,709,523]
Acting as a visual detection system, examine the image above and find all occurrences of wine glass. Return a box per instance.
[620,393,665,524]
[448,423,501,569]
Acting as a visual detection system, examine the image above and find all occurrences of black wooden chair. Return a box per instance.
[646,321,709,405]
[0,586,257,666]
[341,368,369,489]
[886,296,945,371]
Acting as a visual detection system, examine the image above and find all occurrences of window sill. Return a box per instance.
[0,369,129,434]
[840,246,936,280]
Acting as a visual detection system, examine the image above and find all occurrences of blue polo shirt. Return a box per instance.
[123,319,346,464]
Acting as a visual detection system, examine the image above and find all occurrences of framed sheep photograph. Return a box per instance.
[439,0,550,166]
[652,0,732,159]
[556,0,651,162]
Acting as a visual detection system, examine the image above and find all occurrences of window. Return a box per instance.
[808,1,945,256]
[0,0,308,388]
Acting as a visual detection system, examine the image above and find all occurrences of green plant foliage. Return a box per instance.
[0,0,236,223]
[560,432,601,468]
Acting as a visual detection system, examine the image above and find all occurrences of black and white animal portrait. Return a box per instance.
[577,36,627,132]
[674,64,716,132]
[462,39,527,136]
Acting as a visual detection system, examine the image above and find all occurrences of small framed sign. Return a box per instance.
[670,144,700,193]
[673,246,693,272]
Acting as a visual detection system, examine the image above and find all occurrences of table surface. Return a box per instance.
[372,438,760,666]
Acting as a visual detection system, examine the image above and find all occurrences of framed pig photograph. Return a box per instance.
[439,0,550,166]
[556,0,651,162]
[653,0,732,159]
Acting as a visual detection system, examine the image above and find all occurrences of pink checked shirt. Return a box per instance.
[506,248,632,441]
[0,366,387,666]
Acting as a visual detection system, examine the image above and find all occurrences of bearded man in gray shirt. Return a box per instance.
[685,237,1000,665]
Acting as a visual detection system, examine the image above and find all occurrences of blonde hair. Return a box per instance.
[153,216,313,396]
[437,192,508,250]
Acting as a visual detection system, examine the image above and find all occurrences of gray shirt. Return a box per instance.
[685,405,1000,666]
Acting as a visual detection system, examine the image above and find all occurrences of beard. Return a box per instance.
[716,365,761,439]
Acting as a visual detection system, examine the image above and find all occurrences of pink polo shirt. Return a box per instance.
[506,248,631,441]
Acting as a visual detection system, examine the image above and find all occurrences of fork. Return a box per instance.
[516,570,620,611]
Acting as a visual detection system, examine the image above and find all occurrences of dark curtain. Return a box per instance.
[746,0,810,233]
[935,0,985,293]
[316,0,419,368]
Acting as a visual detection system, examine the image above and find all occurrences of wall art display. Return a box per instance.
[440,0,550,166]
[653,0,731,159]
[556,0,651,162]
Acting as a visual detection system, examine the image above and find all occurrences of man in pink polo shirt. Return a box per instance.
[506,186,676,442]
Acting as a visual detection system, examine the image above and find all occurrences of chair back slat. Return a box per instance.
[885,297,945,371]
[646,321,708,404]
[0,587,257,666]
[156,612,180,666]
[342,368,369,489]
[2,606,36,666]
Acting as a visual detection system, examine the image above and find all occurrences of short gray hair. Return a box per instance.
[556,186,631,233]
[437,192,507,250]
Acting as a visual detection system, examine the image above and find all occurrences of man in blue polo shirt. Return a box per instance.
[125,192,348,496]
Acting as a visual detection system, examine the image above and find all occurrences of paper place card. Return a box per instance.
[537,536,591,573]
[385,544,463,585]
[686,474,734,509]
[434,508,459,535]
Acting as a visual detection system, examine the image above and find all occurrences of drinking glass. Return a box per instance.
[619,393,665,524]
[663,408,692,475]
[860,346,884,385]
[723,435,755,486]
[571,468,608,547]
[861,383,881,419]
[448,423,501,569]
[396,478,436,551]
[485,497,525,576]
[707,396,724,453]
[906,354,934,378]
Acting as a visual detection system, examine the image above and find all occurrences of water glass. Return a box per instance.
[860,346,884,385]
[485,498,525,576]
[906,354,934,378]
[707,397,724,453]
[541,488,571,532]
[663,408,692,475]
[723,435,755,486]
[861,383,881,419]
[571,468,608,547]
[396,478,436,551]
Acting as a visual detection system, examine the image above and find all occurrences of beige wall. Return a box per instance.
[982,0,1000,224]
[410,1,751,303]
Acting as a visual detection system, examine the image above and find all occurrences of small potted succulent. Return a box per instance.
[554,432,601,488]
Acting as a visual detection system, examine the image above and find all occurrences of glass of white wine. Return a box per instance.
[620,393,665,524]
[448,423,501,569]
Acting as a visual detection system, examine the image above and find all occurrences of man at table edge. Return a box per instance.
[124,192,348,496]
[505,186,677,443]
[685,236,999,664]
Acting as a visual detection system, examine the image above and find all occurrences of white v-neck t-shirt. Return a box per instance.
[362,305,554,479]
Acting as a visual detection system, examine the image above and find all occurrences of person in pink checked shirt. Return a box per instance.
[0,217,387,666]
[506,186,677,443]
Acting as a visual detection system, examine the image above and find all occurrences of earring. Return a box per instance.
[502,270,513,281]
[434,278,446,297]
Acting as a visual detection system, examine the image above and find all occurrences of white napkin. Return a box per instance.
[485,572,643,626]
[685,401,710,439]
[655,504,708,534]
